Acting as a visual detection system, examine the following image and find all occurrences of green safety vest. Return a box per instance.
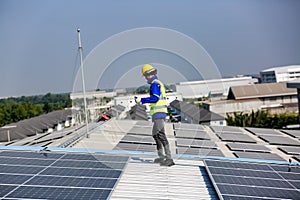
[150,79,168,115]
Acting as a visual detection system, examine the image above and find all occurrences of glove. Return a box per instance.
[134,96,141,104]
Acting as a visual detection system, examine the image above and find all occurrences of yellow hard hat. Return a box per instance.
[141,64,157,76]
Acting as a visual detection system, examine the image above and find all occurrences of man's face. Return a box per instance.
[145,74,153,81]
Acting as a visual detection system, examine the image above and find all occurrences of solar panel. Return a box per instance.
[120,134,155,145]
[210,126,243,134]
[177,147,224,157]
[294,155,300,162]
[135,121,153,127]
[234,151,286,161]
[127,126,153,135]
[0,150,129,200]
[217,133,257,143]
[226,143,271,153]
[205,159,300,200]
[114,142,156,152]
[259,135,300,146]
[174,129,211,140]
[173,123,205,131]
[246,127,283,136]
[176,138,218,149]
[278,146,300,155]
[281,129,300,139]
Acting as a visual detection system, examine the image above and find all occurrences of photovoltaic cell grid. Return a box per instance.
[210,126,244,134]
[204,159,300,200]
[177,147,224,157]
[246,127,284,136]
[216,133,257,143]
[173,123,205,131]
[210,126,257,143]
[278,146,300,155]
[120,134,155,145]
[127,126,153,136]
[0,150,129,200]
[176,138,218,149]
[226,143,271,153]
[281,129,300,139]
[233,151,286,161]
[114,142,156,152]
[174,129,211,140]
[259,135,300,146]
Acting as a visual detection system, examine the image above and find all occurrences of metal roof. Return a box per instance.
[1,118,300,199]
[0,109,73,142]
[228,82,296,100]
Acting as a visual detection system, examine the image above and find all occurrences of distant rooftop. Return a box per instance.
[261,65,300,72]
[228,82,296,100]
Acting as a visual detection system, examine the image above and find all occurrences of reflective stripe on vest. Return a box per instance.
[150,79,168,115]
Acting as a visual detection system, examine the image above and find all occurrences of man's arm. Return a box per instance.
[141,83,161,104]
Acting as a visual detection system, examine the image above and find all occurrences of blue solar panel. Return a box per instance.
[205,159,300,200]
[6,186,112,200]
[0,150,129,199]
[41,167,122,178]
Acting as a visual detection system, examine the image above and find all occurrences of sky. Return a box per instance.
[0,0,300,97]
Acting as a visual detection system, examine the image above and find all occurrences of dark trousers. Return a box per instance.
[152,118,172,159]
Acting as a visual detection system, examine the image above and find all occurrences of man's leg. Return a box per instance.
[154,118,175,166]
[152,120,165,162]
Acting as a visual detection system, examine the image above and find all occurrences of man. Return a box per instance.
[135,64,175,167]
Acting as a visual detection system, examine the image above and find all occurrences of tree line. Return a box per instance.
[226,110,298,129]
[0,93,72,127]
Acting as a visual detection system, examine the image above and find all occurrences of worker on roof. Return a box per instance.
[135,64,175,167]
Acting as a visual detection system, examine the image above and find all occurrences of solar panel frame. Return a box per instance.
[177,147,224,157]
[259,135,300,146]
[278,146,300,155]
[173,123,205,131]
[204,159,300,200]
[0,150,129,200]
[6,186,112,200]
[120,134,155,145]
[127,126,153,136]
[176,138,218,149]
[210,126,244,134]
[217,133,257,143]
[174,129,211,140]
[135,121,153,127]
[234,151,286,161]
[246,127,283,136]
[216,184,300,200]
[226,143,271,153]
[281,129,300,139]
[114,142,156,152]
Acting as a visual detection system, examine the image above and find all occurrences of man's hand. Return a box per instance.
[134,96,141,104]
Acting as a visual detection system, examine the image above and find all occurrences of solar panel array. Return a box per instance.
[212,126,257,143]
[173,124,224,157]
[205,159,300,200]
[0,150,129,200]
[114,124,156,153]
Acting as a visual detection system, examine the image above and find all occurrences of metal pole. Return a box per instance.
[7,129,10,142]
[77,27,89,138]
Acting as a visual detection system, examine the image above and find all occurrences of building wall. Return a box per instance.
[176,76,258,99]
[260,65,300,83]
[204,95,298,116]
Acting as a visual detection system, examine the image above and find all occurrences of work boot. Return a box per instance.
[154,157,165,163]
[160,158,175,167]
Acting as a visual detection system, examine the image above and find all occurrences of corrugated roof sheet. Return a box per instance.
[228,82,296,100]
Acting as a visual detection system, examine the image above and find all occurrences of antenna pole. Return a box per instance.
[77,27,89,138]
